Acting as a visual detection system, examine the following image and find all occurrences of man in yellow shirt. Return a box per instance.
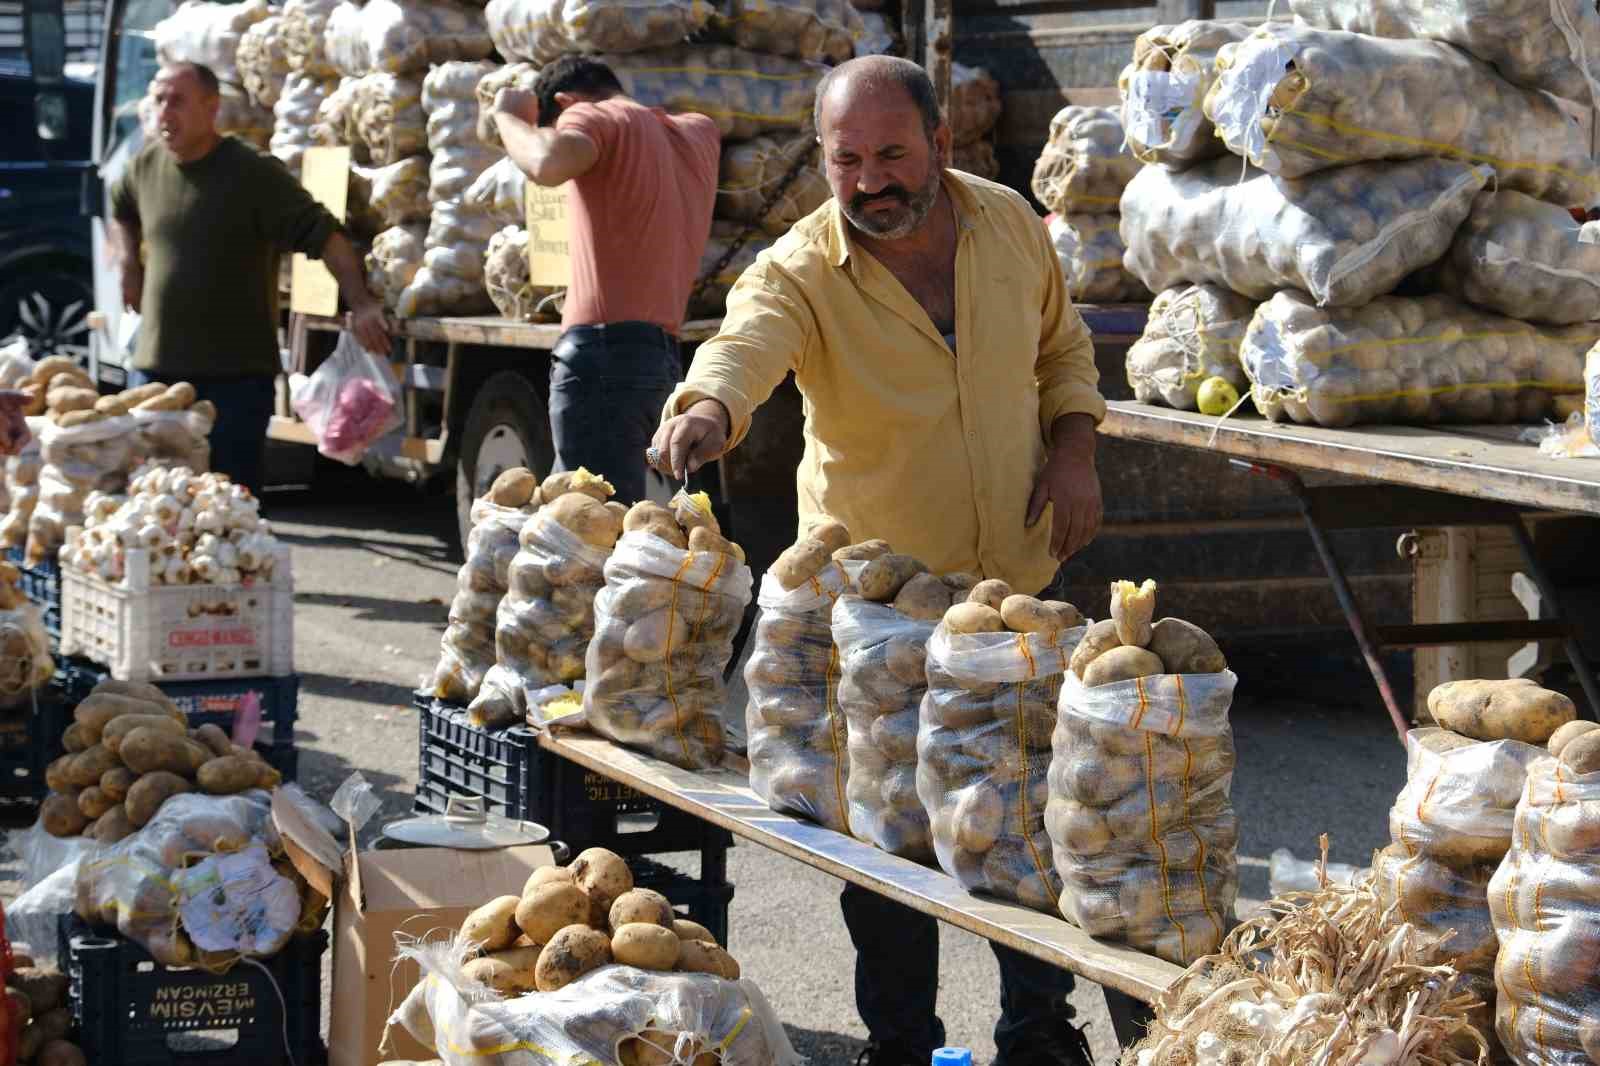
[653,55,1104,1066]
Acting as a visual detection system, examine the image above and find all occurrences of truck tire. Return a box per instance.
[455,369,553,550]
[0,258,92,360]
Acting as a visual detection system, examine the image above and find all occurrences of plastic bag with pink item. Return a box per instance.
[290,331,403,464]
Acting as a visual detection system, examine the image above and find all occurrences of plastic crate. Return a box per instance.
[59,546,293,682]
[634,856,735,949]
[60,914,327,1066]
[4,548,61,644]
[414,695,730,857]
[0,686,70,804]
[53,657,299,747]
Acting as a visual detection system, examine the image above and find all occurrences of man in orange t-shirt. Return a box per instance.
[494,56,721,502]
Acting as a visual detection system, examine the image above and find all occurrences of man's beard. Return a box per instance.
[842,153,942,240]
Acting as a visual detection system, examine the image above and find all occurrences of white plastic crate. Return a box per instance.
[59,546,294,681]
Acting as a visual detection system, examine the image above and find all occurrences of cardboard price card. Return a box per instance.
[291,146,351,317]
[525,182,573,288]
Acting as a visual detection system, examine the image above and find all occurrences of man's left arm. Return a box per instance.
[319,230,391,355]
[493,90,600,187]
[1025,212,1107,562]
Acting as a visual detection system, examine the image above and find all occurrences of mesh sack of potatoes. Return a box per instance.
[1488,730,1600,1066]
[1030,107,1139,216]
[717,134,828,237]
[153,0,271,86]
[1203,24,1600,207]
[603,46,823,142]
[483,227,561,322]
[689,223,776,318]
[27,416,138,567]
[1048,581,1239,966]
[485,0,713,65]
[0,429,43,549]
[397,201,499,316]
[1240,290,1598,428]
[271,74,336,175]
[324,0,493,78]
[282,0,342,78]
[1288,0,1600,109]
[1120,155,1490,308]
[583,493,752,770]
[476,62,539,149]
[952,139,999,181]
[349,72,428,167]
[348,157,433,237]
[918,589,1087,910]
[366,223,429,311]
[744,523,857,833]
[216,85,273,151]
[855,11,898,55]
[470,472,622,729]
[430,475,542,703]
[467,156,530,229]
[1126,284,1253,411]
[309,76,368,161]
[1427,189,1600,326]
[707,0,863,65]
[424,61,503,203]
[1118,19,1251,169]
[950,63,1001,147]
[236,15,290,109]
[1048,215,1148,305]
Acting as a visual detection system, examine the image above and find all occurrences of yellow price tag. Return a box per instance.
[290,146,351,317]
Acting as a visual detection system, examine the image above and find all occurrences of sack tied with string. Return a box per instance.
[1118,19,1251,169]
[1125,284,1254,412]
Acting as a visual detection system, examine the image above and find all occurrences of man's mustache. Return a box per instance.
[851,187,911,212]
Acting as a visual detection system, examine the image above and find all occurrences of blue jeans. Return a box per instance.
[127,370,273,497]
[841,884,1078,1062]
[548,322,681,505]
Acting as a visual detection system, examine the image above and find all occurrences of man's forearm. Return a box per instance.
[321,230,377,310]
[497,112,562,186]
[1048,413,1097,459]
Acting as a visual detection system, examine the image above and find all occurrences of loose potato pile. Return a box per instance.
[41,679,281,842]
[1117,19,1249,168]
[1031,107,1141,217]
[6,962,84,1066]
[1048,580,1239,965]
[583,493,751,770]
[919,584,1084,910]
[1125,284,1254,412]
[458,847,739,998]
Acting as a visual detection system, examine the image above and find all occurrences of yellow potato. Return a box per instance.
[999,594,1061,634]
[611,922,681,970]
[487,467,538,508]
[1082,645,1165,688]
[541,468,615,502]
[1427,678,1576,743]
[40,793,87,837]
[609,888,674,930]
[857,554,928,602]
[571,847,634,909]
[967,579,1012,611]
[802,518,851,555]
[893,573,954,622]
[944,602,1004,635]
[544,493,624,549]
[687,525,745,562]
[515,882,591,944]
[124,771,192,827]
[535,926,612,991]
[1147,618,1227,674]
[624,501,688,548]
[833,539,892,562]
[523,865,576,895]
[1562,730,1600,774]
[462,946,542,994]
[1549,720,1600,758]
[1069,619,1122,679]
[1109,579,1157,647]
[101,713,186,755]
[672,918,717,944]
[769,537,832,590]
[461,895,523,953]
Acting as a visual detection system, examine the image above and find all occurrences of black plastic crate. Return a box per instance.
[53,656,298,747]
[634,856,736,949]
[6,547,60,643]
[0,685,70,804]
[60,913,328,1066]
[414,694,731,857]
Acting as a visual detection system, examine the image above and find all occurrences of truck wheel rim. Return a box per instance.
[475,423,530,497]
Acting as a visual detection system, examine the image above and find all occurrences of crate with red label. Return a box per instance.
[57,546,293,682]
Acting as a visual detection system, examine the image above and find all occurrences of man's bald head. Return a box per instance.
[813,56,942,144]
[155,61,220,97]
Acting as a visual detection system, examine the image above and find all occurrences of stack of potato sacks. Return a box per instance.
[1046,579,1239,965]
[151,0,276,148]
[948,63,1003,180]
[272,0,343,176]
[6,964,85,1066]
[1114,7,1600,426]
[1369,678,1573,1058]
[1030,107,1145,305]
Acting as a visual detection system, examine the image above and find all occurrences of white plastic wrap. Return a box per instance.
[391,939,801,1066]
[582,525,752,770]
[1119,155,1490,308]
[1125,284,1254,411]
[289,331,403,464]
[237,14,289,109]
[131,407,213,475]
[1488,755,1600,1065]
[1204,23,1600,207]
[1118,19,1251,168]
[1048,214,1148,305]
[1431,189,1600,326]
[745,564,853,833]
[950,63,1000,147]
[431,498,533,704]
[397,201,499,317]
[282,0,342,79]
[272,73,337,175]
[350,71,428,166]
[470,510,612,729]
[832,595,934,860]
[28,415,137,567]
[1030,107,1139,216]
[367,222,429,311]
[475,62,539,149]
[324,0,493,78]
[483,226,561,322]
[486,0,713,64]
[467,156,529,229]
[1288,0,1600,109]
[918,623,1083,911]
[717,134,828,237]
[1048,669,1239,966]
[153,0,272,86]
[604,46,823,142]
[7,856,84,966]
[424,60,502,204]
[689,223,775,319]
[708,0,863,64]
[1240,290,1598,428]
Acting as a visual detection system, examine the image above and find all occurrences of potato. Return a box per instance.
[687,526,745,563]
[92,680,181,716]
[623,501,687,548]
[942,572,981,595]
[459,895,523,954]
[40,793,86,837]
[164,382,197,406]
[94,395,131,416]
[92,804,135,844]
[802,518,851,555]
[65,745,120,788]
[463,945,542,994]
[43,755,74,794]
[1561,730,1600,774]
[609,888,674,930]
[672,919,717,945]
[571,847,633,909]
[544,493,624,548]
[893,573,954,622]
[1109,579,1157,647]
[190,723,234,759]
[611,922,681,970]
[944,602,1004,635]
[101,713,186,755]
[676,939,740,979]
[45,385,97,414]
[197,755,269,794]
[769,537,832,590]
[120,728,206,776]
[29,355,81,386]
[857,554,928,602]
[1547,720,1600,758]
[119,382,167,404]
[623,609,690,664]
[124,771,191,827]
[833,539,891,562]
[534,926,612,991]
[1082,646,1166,688]
[74,692,176,742]
[99,766,137,802]
[60,723,89,754]
[523,865,575,895]
[1069,619,1122,679]
[488,467,538,508]
[1043,600,1085,630]
[1427,678,1576,743]
[670,492,719,535]
[7,969,65,1015]
[1148,618,1227,674]
[967,579,1012,611]
[77,786,114,820]
[999,595,1062,635]
[515,882,591,944]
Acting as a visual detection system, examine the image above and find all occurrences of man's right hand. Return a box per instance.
[650,399,730,481]
[120,264,143,313]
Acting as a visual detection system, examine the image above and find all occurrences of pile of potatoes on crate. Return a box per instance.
[6,962,84,1066]
[40,679,282,842]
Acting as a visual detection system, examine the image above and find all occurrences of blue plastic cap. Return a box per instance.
[932,1048,972,1066]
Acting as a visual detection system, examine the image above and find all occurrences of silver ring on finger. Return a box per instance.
[645,446,662,466]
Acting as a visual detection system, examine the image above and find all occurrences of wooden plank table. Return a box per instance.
[537,730,1186,1004]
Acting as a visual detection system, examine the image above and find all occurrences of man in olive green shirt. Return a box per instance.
[111,62,389,494]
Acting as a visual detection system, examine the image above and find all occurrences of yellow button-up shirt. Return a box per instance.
[666,170,1106,595]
